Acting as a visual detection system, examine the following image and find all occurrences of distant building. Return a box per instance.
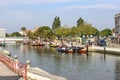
[0,29,6,38]
[19,27,39,36]
[115,13,120,35]
[19,30,25,35]
[31,27,39,33]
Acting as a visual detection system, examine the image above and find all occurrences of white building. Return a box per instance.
[115,13,120,34]
[114,13,120,43]
[0,29,6,38]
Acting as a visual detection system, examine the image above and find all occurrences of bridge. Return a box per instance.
[0,37,27,43]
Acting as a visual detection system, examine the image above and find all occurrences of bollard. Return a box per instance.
[26,60,31,69]
[14,55,18,62]
[14,55,19,73]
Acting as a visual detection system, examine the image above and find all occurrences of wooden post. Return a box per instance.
[86,45,89,56]
[104,45,106,52]
[86,45,88,52]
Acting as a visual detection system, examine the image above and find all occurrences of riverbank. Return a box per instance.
[0,47,67,80]
[89,45,120,55]
[27,67,67,80]
[3,44,120,80]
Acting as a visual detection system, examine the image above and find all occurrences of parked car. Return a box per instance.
[97,39,106,46]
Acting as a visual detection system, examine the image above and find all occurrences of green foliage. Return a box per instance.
[76,22,98,36]
[54,27,68,37]
[52,16,61,30]
[10,32,22,37]
[26,31,35,40]
[35,26,51,38]
[53,22,98,38]
[100,29,112,37]
[95,30,100,36]
[21,27,27,31]
[76,18,98,37]
[6,33,10,37]
[21,27,27,36]
[77,17,84,27]
[70,27,78,36]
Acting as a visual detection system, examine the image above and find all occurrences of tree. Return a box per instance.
[26,31,35,40]
[54,27,70,38]
[70,27,78,37]
[6,33,10,37]
[35,26,51,38]
[77,17,84,27]
[100,29,112,37]
[52,16,61,30]
[76,22,97,36]
[10,32,22,37]
[40,26,51,38]
[21,27,26,31]
[21,27,27,36]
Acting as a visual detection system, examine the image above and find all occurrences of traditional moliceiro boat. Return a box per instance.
[49,43,59,47]
[65,48,74,53]
[30,43,45,46]
[77,47,87,53]
[57,46,67,52]
[57,45,86,53]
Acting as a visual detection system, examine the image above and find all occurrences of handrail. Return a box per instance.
[0,53,27,80]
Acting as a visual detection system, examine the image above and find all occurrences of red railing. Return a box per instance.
[0,53,27,80]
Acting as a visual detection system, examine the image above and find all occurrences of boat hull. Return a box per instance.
[65,49,74,53]
[77,48,87,53]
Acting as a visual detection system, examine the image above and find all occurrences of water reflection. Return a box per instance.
[103,53,106,61]
[115,59,120,80]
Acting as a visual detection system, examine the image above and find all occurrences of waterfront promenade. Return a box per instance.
[0,62,20,80]
[0,61,66,80]
[91,45,120,55]
[0,47,67,80]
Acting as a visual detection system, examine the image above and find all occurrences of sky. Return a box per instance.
[0,0,120,33]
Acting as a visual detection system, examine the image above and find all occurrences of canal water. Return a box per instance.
[4,44,120,80]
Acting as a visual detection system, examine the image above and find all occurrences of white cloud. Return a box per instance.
[61,3,118,11]
[0,0,74,7]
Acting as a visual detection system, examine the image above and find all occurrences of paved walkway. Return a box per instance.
[0,62,20,80]
[91,45,120,54]
[93,45,120,51]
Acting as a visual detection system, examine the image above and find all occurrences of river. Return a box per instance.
[4,44,120,80]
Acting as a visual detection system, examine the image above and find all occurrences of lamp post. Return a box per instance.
[82,35,85,45]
